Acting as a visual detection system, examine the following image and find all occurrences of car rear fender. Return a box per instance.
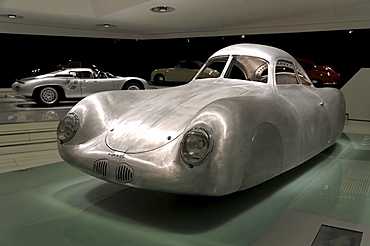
[309,87,346,143]
[32,84,66,100]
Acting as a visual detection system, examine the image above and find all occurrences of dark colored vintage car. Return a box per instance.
[58,44,345,196]
[150,60,219,84]
[12,67,155,106]
[296,58,341,87]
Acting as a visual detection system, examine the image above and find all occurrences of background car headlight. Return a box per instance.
[57,113,79,143]
[180,128,213,166]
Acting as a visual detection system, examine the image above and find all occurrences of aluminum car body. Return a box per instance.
[12,68,155,106]
[58,44,345,196]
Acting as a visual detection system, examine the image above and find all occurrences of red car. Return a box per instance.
[296,58,340,87]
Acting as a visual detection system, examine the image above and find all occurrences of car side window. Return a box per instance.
[54,74,73,78]
[175,62,185,69]
[275,61,299,85]
[297,67,313,86]
[186,61,202,69]
[73,71,94,79]
[96,72,107,78]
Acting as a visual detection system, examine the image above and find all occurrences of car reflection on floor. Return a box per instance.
[0,96,75,124]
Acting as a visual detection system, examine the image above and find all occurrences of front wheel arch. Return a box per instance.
[240,123,283,190]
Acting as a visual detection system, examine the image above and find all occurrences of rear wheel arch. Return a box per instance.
[154,73,165,84]
[33,85,66,106]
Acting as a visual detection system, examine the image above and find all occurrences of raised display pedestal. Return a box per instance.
[341,68,370,121]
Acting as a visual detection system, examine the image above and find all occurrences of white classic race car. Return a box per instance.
[57,44,345,196]
[12,67,155,106]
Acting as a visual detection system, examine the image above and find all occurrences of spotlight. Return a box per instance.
[0,14,24,19]
[151,6,175,13]
[96,24,116,28]
[159,6,167,12]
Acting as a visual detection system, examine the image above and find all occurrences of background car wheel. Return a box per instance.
[154,74,165,84]
[37,86,60,106]
[123,81,144,90]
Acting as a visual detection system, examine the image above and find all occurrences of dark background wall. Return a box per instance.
[1,29,369,88]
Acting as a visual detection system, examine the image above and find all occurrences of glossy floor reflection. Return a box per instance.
[0,96,74,124]
[0,121,369,245]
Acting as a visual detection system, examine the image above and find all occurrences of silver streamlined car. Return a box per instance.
[57,44,345,196]
[12,68,155,106]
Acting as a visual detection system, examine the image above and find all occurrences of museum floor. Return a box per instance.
[0,118,369,245]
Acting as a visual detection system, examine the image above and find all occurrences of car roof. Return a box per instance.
[210,43,294,62]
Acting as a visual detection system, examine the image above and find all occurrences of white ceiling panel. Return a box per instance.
[0,0,369,39]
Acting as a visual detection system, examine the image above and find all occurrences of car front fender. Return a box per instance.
[178,94,299,195]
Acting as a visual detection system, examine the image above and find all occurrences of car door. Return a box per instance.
[57,72,81,98]
[78,71,113,97]
[274,60,331,157]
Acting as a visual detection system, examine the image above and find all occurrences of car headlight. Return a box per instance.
[180,128,213,167]
[57,113,79,143]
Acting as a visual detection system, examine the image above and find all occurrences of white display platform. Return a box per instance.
[341,68,370,121]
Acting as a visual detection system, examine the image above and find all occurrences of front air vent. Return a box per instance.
[116,163,134,183]
[93,159,108,177]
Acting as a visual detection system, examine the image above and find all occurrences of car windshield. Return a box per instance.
[195,55,269,83]
[104,72,116,78]
[195,56,228,79]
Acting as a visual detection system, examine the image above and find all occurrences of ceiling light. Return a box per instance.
[96,24,116,28]
[0,14,24,19]
[150,6,175,13]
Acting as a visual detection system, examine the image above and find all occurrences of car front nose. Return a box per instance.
[58,137,226,196]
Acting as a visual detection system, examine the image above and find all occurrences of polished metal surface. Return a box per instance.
[11,68,155,106]
[58,44,346,196]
